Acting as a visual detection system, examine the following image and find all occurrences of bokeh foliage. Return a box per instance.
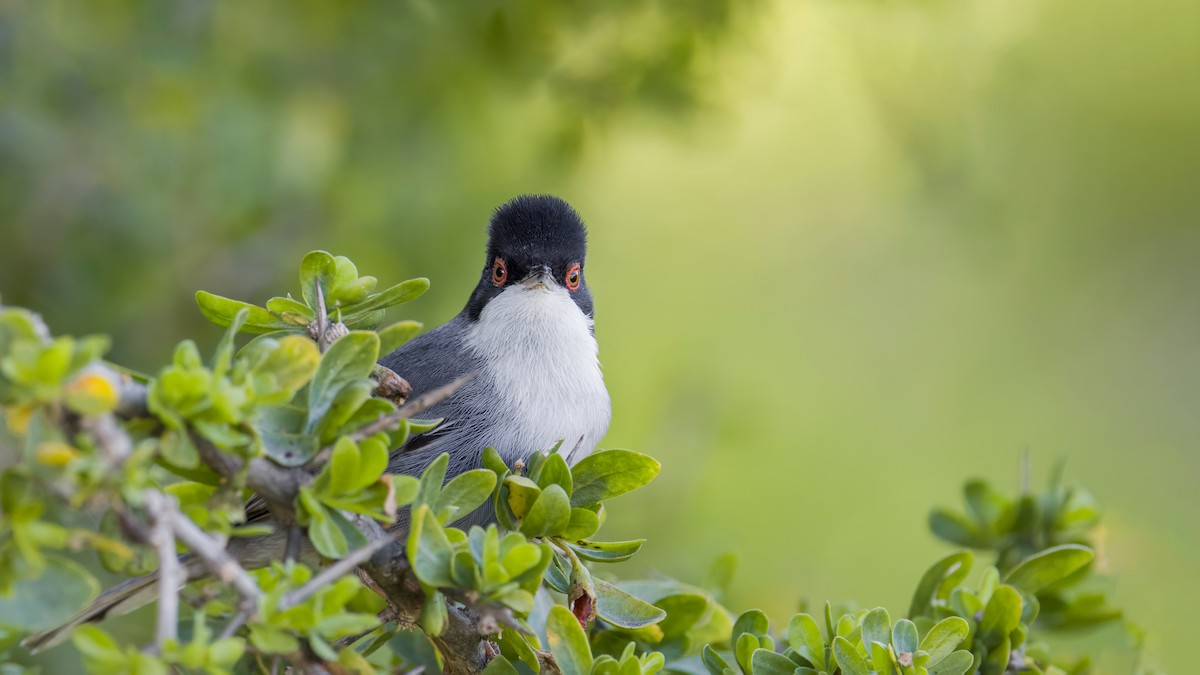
[1,0,1197,672]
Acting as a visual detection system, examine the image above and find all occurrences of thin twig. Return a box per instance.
[218,608,252,641]
[169,508,261,608]
[278,528,402,611]
[145,491,182,648]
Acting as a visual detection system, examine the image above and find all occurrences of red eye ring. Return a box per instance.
[492,257,508,286]
[565,263,581,291]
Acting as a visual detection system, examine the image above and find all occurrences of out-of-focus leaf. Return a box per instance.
[927,650,974,675]
[752,648,800,675]
[593,577,667,629]
[341,278,430,316]
[891,618,919,656]
[546,605,593,675]
[1003,544,1094,594]
[787,613,826,671]
[908,550,973,618]
[928,509,987,548]
[980,585,1023,641]
[378,320,423,354]
[919,617,970,665]
[195,291,285,334]
[388,627,442,673]
[0,555,99,630]
[833,635,869,675]
[565,539,644,563]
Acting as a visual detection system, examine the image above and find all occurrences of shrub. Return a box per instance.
[0,253,1148,673]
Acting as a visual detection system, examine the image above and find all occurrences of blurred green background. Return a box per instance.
[2,0,1197,672]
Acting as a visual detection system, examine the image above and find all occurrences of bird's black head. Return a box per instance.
[463,195,594,321]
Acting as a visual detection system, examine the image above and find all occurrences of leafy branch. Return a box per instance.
[0,252,1153,675]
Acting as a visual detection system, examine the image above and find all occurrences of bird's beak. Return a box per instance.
[520,265,555,290]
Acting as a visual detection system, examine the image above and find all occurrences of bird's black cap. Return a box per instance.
[463,195,594,321]
[486,195,587,265]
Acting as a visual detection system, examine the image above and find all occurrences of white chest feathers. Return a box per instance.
[463,285,611,463]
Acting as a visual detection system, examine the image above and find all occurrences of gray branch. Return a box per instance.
[144,491,183,649]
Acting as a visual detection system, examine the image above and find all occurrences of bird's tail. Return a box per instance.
[22,555,199,653]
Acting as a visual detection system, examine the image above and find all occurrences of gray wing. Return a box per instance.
[378,315,494,480]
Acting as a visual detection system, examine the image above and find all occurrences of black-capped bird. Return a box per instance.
[24,194,611,651]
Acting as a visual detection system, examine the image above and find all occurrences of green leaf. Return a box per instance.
[560,508,601,542]
[593,577,667,629]
[378,320,423,354]
[482,655,520,675]
[0,555,99,630]
[71,625,123,668]
[327,437,361,496]
[195,291,285,334]
[519,484,572,538]
[653,593,710,638]
[300,250,338,310]
[570,450,661,506]
[306,331,380,433]
[304,501,348,559]
[436,469,498,525]
[249,625,300,654]
[256,334,320,393]
[752,648,800,675]
[341,278,430,316]
[407,505,454,587]
[266,296,314,321]
[927,650,974,675]
[833,635,869,675]
[1003,544,1094,594]
[416,453,450,510]
[421,589,448,637]
[919,617,970,665]
[388,627,442,674]
[498,627,541,673]
[928,509,987,548]
[735,633,760,674]
[702,645,734,675]
[892,619,919,657]
[979,585,1022,641]
[908,550,973,618]
[787,613,826,671]
[565,539,645,565]
[326,508,369,555]
[963,480,1010,530]
[535,452,573,495]
[862,607,891,651]
[733,609,770,641]
[547,604,593,675]
[504,474,542,519]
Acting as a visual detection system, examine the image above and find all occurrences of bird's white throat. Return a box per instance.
[463,284,611,463]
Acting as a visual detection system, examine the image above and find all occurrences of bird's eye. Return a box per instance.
[492,257,508,286]
[565,263,581,291]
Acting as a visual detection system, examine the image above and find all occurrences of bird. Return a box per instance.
[23,194,612,651]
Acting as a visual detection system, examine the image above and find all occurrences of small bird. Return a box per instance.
[380,193,612,524]
[24,194,611,650]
